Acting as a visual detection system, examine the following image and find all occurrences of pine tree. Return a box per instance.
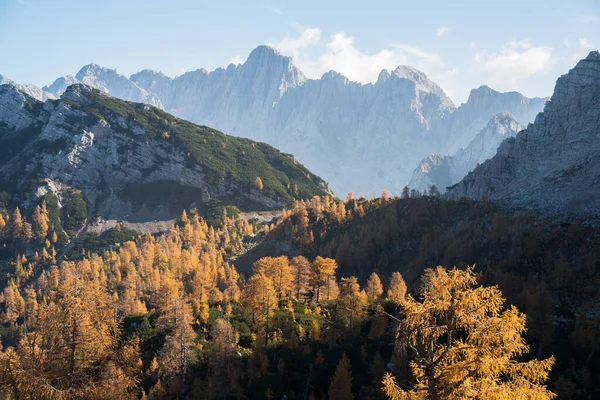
[329,353,354,400]
[383,266,555,399]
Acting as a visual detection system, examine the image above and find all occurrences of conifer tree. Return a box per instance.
[290,256,311,299]
[387,272,407,303]
[11,208,23,241]
[32,204,49,240]
[329,353,354,400]
[254,176,264,191]
[382,266,555,399]
[366,272,384,300]
[310,256,338,303]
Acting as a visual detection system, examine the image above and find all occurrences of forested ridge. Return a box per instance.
[0,191,596,398]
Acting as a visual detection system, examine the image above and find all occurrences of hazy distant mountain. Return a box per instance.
[0,73,55,102]
[409,112,522,193]
[36,46,547,196]
[448,51,600,221]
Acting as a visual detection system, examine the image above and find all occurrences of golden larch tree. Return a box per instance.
[310,256,338,303]
[254,176,264,191]
[366,272,384,300]
[329,353,354,400]
[382,266,555,400]
[387,271,407,303]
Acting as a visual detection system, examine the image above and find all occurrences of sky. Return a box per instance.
[1,0,599,104]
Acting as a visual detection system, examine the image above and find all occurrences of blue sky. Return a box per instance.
[1,0,598,103]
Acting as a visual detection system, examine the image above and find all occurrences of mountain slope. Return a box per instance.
[448,51,600,221]
[408,112,522,192]
[41,46,546,195]
[0,84,330,230]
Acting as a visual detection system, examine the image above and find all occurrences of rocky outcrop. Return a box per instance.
[448,51,600,222]
[444,86,546,154]
[0,84,330,226]
[408,112,521,192]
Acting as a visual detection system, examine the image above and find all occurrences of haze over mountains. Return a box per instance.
[7,45,547,196]
[408,112,522,192]
[449,51,600,221]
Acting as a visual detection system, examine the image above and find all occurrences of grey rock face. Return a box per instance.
[0,84,306,225]
[409,112,522,193]
[448,51,600,221]
[444,86,546,154]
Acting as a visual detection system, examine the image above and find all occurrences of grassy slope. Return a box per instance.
[67,86,330,205]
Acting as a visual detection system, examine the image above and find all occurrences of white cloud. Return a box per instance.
[578,38,593,49]
[473,40,554,85]
[269,26,446,85]
[436,25,449,37]
[268,27,321,59]
[230,55,247,65]
[469,41,477,48]
[577,14,599,23]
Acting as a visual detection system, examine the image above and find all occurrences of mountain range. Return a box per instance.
[4,45,547,196]
[449,51,600,221]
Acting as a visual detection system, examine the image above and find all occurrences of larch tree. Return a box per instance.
[155,277,196,396]
[253,256,293,299]
[310,256,338,303]
[338,277,367,330]
[366,272,384,301]
[387,272,407,303]
[254,176,264,191]
[32,204,49,241]
[11,208,23,241]
[329,353,354,400]
[208,317,242,399]
[290,255,311,299]
[242,273,277,345]
[382,266,555,400]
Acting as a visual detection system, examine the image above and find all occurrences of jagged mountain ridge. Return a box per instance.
[408,112,522,193]
[12,45,547,196]
[0,83,330,230]
[448,51,600,221]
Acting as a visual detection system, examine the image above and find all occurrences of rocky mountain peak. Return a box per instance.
[447,52,600,222]
[242,45,306,88]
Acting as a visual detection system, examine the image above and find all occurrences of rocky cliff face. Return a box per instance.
[0,84,330,227]
[444,86,546,154]
[408,112,521,192]
[29,46,546,196]
[448,52,600,221]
